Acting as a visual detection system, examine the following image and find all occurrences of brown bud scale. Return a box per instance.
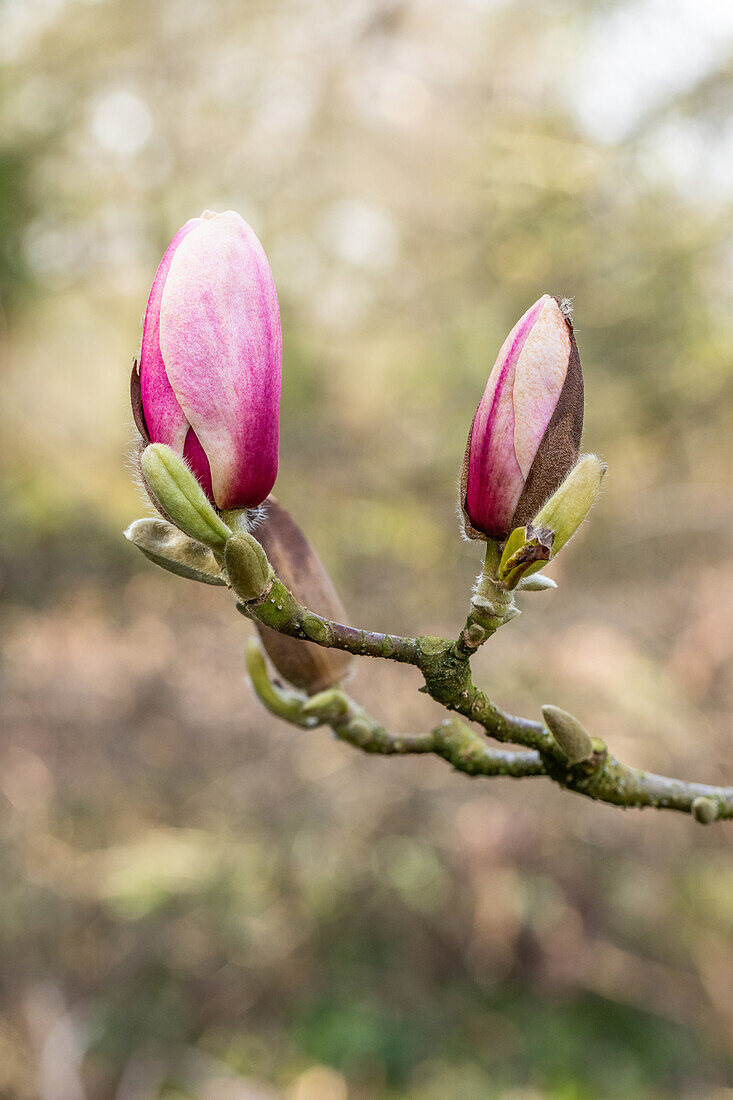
[252,498,353,694]
[511,304,583,528]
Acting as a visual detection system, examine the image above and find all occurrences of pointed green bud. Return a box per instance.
[516,574,557,592]
[542,704,593,764]
[245,638,311,725]
[123,518,226,585]
[691,796,719,825]
[225,532,274,602]
[301,688,350,721]
[140,443,232,549]
[532,454,606,556]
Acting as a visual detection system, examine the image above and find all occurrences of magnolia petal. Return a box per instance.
[512,297,571,478]
[159,211,282,510]
[182,426,214,502]
[465,296,546,538]
[139,217,200,452]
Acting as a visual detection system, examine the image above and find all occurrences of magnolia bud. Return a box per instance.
[461,295,583,541]
[135,210,281,511]
[252,499,353,694]
[124,518,226,585]
[225,532,274,602]
[140,443,232,549]
[692,796,719,825]
[542,704,593,764]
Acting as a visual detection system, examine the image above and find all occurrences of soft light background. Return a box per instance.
[1,0,733,1097]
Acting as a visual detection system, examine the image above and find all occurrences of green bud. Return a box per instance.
[140,444,231,549]
[123,518,226,585]
[301,688,350,721]
[225,533,274,603]
[542,704,594,764]
[516,574,557,592]
[532,454,606,556]
[691,796,719,825]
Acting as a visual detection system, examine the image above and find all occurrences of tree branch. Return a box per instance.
[238,576,420,664]
[238,581,733,823]
[244,643,545,779]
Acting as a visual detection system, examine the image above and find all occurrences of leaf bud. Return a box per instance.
[124,518,226,585]
[140,443,232,549]
[691,796,719,825]
[532,454,606,556]
[224,532,274,602]
[542,704,594,764]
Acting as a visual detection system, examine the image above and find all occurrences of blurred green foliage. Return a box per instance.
[1,0,733,1097]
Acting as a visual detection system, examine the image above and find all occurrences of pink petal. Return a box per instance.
[466,295,547,538]
[183,426,214,502]
[139,218,201,453]
[159,211,282,510]
[511,297,571,477]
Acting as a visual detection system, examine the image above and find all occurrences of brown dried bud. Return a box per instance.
[252,498,353,694]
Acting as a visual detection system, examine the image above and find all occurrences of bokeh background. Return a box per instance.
[2,0,733,1096]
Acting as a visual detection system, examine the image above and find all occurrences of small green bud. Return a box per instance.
[691,796,719,825]
[532,454,606,556]
[301,614,331,644]
[542,704,594,764]
[225,533,274,602]
[140,443,232,549]
[301,689,350,720]
[123,518,226,585]
[516,574,557,592]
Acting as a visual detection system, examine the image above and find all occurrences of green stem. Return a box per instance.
[236,576,421,664]
[235,561,733,822]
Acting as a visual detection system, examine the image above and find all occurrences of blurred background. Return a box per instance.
[1,0,733,1096]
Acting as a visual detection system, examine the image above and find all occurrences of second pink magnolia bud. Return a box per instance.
[461,294,584,541]
[134,210,282,512]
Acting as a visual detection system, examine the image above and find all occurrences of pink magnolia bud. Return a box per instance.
[134,210,282,511]
[460,294,583,541]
